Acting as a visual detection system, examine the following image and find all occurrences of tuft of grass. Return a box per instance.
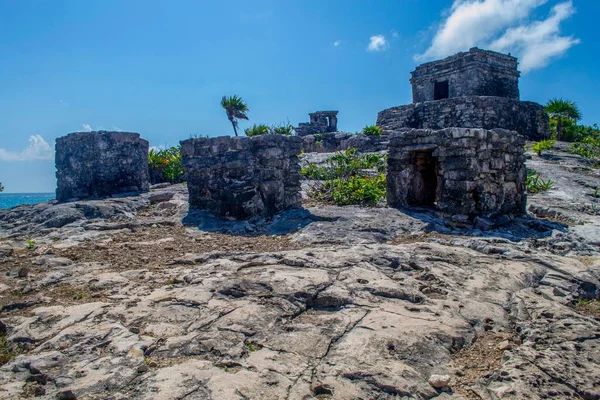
[362,125,382,136]
[26,239,36,250]
[526,170,555,193]
[246,342,262,352]
[0,335,22,366]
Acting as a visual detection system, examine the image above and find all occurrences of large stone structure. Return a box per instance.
[411,48,520,102]
[378,96,548,140]
[55,131,150,202]
[301,132,389,153]
[296,111,338,136]
[377,48,549,140]
[181,135,303,219]
[387,128,526,224]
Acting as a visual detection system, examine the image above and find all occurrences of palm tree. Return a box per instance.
[221,95,249,137]
[544,98,582,141]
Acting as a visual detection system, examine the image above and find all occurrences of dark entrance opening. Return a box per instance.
[434,80,449,100]
[408,151,438,206]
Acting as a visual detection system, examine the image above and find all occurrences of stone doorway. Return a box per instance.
[408,151,439,206]
[434,80,449,100]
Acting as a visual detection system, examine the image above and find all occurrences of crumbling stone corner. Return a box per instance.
[55,131,150,202]
[387,128,526,224]
[181,134,303,219]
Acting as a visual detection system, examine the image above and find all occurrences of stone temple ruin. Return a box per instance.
[181,134,303,219]
[377,47,549,140]
[387,127,527,224]
[295,111,338,136]
[55,131,149,202]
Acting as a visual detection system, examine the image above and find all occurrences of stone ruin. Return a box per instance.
[296,111,338,136]
[181,134,303,219]
[377,48,549,140]
[55,131,150,202]
[387,127,526,225]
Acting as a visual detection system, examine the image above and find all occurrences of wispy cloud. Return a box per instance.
[416,0,578,72]
[333,40,342,47]
[391,30,399,39]
[367,35,388,52]
[0,135,54,161]
[81,124,92,132]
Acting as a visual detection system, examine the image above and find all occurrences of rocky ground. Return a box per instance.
[0,145,599,399]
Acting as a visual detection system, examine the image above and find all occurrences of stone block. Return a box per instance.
[55,131,149,202]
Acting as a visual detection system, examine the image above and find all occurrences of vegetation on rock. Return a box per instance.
[569,124,600,162]
[244,124,270,137]
[526,169,555,193]
[362,125,382,136]
[245,121,294,136]
[148,146,184,183]
[221,95,249,137]
[531,139,555,156]
[304,148,387,206]
[545,98,582,141]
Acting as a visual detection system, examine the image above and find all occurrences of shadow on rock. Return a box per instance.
[182,207,336,236]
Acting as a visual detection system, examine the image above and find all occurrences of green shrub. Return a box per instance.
[362,125,382,136]
[531,140,555,156]
[311,175,386,206]
[271,121,294,135]
[526,170,555,193]
[569,127,600,160]
[148,146,184,183]
[301,164,333,180]
[244,124,270,137]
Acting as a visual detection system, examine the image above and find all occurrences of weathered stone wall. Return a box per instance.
[301,132,389,153]
[55,131,150,202]
[377,96,549,141]
[181,135,303,219]
[387,128,526,224]
[411,48,520,103]
[296,111,339,136]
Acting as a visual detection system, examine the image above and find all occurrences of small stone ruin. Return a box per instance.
[181,134,303,219]
[377,48,549,140]
[296,111,338,136]
[387,127,526,225]
[55,131,150,202]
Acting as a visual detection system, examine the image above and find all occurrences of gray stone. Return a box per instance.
[411,47,520,102]
[301,132,389,153]
[296,111,338,136]
[181,135,303,219]
[387,128,526,222]
[55,131,150,202]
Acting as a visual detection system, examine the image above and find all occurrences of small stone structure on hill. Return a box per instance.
[387,127,526,225]
[296,111,338,136]
[55,131,150,202]
[181,135,303,219]
[377,48,548,140]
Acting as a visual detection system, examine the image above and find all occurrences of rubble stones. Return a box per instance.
[55,131,150,202]
[181,135,303,219]
[377,96,549,141]
[387,128,527,222]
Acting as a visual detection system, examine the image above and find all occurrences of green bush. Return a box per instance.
[526,170,555,193]
[148,146,184,183]
[304,148,387,205]
[312,175,386,206]
[362,125,382,136]
[271,121,294,135]
[244,124,271,137]
[569,125,600,161]
[531,140,555,156]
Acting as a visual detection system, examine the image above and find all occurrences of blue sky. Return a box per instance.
[0,0,598,192]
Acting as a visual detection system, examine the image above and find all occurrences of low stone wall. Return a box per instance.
[55,131,149,202]
[377,96,548,141]
[301,132,389,153]
[387,128,526,224]
[181,135,303,219]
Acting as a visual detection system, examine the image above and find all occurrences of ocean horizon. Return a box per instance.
[0,192,55,209]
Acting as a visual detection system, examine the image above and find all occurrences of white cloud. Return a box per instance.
[81,124,92,132]
[367,35,388,52]
[0,135,54,161]
[416,0,578,72]
[333,40,341,47]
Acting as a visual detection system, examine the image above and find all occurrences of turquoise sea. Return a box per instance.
[0,193,55,209]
